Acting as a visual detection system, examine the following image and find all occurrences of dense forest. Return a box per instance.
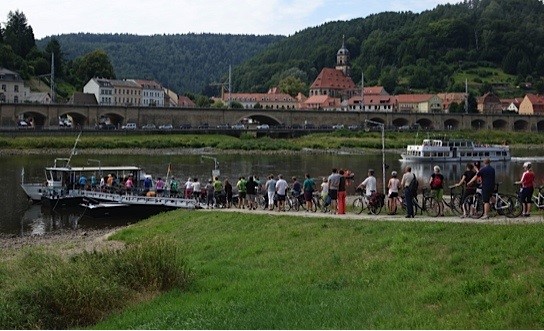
[232,0,544,97]
[37,33,284,95]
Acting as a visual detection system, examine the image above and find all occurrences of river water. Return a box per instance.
[1,149,540,236]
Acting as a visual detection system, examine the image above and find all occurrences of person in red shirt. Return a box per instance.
[515,162,535,217]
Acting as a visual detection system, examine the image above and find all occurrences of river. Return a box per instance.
[1,149,541,236]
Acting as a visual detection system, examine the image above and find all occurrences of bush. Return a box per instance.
[0,239,192,329]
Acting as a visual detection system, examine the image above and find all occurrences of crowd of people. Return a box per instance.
[77,158,535,218]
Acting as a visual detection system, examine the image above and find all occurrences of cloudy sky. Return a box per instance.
[2,0,454,39]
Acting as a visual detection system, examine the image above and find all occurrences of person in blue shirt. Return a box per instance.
[467,158,495,219]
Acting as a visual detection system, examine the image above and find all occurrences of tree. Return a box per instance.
[278,76,307,97]
[3,10,35,58]
[74,49,115,83]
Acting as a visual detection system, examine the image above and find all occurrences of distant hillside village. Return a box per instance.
[1,40,543,115]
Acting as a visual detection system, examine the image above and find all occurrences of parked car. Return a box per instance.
[348,124,360,131]
[179,123,192,129]
[217,123,230,129]
[198,123,209,129]
[122,123,137,130]
[332,124,345,130]
[231,124,246,129]
[304,123,316,130]
[17,120,29,127]
[159,124,173,130]
[142,123,156,130]
[256,124,270,130]
[291,124,302,129]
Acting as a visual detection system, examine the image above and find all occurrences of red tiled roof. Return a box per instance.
[395,94,435,103]
[526,93,544,105]
[348,95,394,106]
[310,68,356,90]
[364,86,389,95]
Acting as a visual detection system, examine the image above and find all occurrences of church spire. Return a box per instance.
[336,35,351,76]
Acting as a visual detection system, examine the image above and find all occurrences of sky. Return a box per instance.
[2,0,454,39]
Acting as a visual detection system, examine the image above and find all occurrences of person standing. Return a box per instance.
[357,169,377,197]
[400,166,416,218]
[515,162,535,217]
[184,177,194,199]
[327,169,341,214]
[236,176,247,209]
[246,176,257,210]
[265,174,277,211]
[303,173,316,212]
[169,176,179,198]
[213,176,223,207]
[429,166,445,216]
[224,178,233,208]
[467,158,495,219]
[192,178,201,201]
[338,170,347,214]
[275,174,288,211]
[451,163,477,218]
[387,171,400,215]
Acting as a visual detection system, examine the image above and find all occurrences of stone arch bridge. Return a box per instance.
[2,103,544,132]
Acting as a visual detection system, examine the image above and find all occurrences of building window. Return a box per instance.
[1,84,5,91]
[14,96,19,103]
[14,85,19,92]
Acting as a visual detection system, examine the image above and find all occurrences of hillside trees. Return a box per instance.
[3,10,35,59]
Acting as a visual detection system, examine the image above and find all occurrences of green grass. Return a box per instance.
[89,210,544,329]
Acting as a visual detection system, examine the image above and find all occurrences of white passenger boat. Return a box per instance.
[401,139,511,162]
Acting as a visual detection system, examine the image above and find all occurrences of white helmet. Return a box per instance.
[523,161,532,168]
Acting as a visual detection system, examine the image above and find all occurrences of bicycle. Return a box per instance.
[314,192,331,213]
[400,187,440,217]
[290,191,318,212]
[532,185,544,210]
[464,183,519,219]
[352,189,384,215]
[442,186,464,216]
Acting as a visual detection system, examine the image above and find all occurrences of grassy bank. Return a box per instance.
[85,210,544,329]
[0,239,192,329]
[0,129,542,151]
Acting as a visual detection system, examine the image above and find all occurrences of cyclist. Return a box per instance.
[451,163,477,218]
[515,161,535,217]
[357,169,377,197]
[429,165,445,216]
[467,158,495,219]
[303,173,316,212]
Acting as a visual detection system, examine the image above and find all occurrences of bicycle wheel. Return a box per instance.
[466,194,484,219]
[310,197,318,212]
[285,196,293,211]
[506,195,523,218]
[449,194,463,216]
[369,201,382,215]
[424,197,441,217]
[352,197,365,214]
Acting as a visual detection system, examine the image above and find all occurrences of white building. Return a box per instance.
[131,79,164,107]
[83,78,114,105]
[0,68,30,103]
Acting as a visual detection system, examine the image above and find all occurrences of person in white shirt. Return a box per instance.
[192,178,201,201]
[357,169,377,197]
[275,174,288,211]
[264,174,277,211]
[184,177,193,199]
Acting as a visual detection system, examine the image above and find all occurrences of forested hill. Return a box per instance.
[233,0,544,95]
[37,33,284,94]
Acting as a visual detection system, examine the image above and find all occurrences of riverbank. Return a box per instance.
[0,227,125,260]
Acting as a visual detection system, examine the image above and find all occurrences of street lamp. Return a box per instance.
[365,120,386,193]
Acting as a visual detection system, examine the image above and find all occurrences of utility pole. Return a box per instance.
[365,119,386,193]
[360,72,364,111]
[50,53,55,103]
[464,78,468,114]
[228,65,232,109]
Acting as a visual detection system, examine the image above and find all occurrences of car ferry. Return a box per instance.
[401,139,511,162]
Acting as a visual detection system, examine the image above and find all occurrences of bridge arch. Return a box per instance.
[59,111,88,127]
[97,113,124,127]
[471,119,486,130]
[17,111,47,127]
[237,113,282,126]
[415,118,433,130]
[492,119,508,130]
[368,117,385,125]
[513,119,529,131]
[537,120,544,132]
[444,118,460,130]
[392,117,409,128]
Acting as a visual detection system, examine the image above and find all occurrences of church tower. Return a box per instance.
[335,35,351,77]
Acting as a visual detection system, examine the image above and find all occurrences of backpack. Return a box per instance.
[430,175,443,189]
[408,174,419,195]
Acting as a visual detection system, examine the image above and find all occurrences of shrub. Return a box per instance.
[0,239,192,329]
